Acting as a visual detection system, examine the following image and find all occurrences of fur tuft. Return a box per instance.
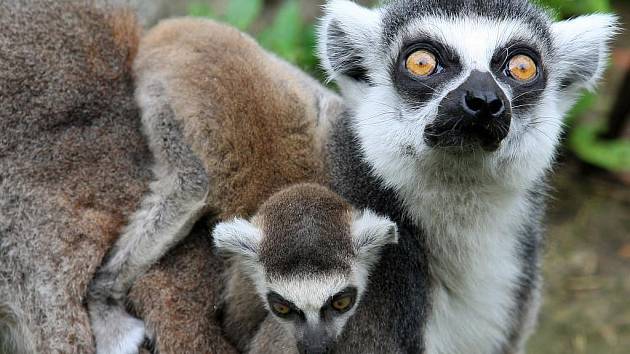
[0,302,36,354]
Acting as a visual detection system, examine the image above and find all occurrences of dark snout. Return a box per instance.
[297,325,335,354]
[425,70,512,152]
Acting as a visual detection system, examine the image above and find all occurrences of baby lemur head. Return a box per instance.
[318,0,617,189]
[214,183,397,354]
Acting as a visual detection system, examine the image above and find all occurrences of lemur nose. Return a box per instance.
[462,90,505,118]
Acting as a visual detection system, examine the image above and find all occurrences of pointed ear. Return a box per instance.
[350,209,398,268]
[551,14,619,94]
[212,218,262,260]
[317,0,381,85]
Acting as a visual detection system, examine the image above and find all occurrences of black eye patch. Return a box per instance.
[391,39,463,108]
[491,42,547,112]
[267,292,305,320]
[320,287,358,319]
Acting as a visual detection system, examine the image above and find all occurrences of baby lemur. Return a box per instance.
[86,17,344,354]
[215,183,397,354]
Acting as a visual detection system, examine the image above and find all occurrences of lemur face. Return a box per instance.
[214,184,397,354]
[319,0,617,186]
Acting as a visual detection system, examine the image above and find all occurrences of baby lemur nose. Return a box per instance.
[298,326,335,354]
[426,70,512,151]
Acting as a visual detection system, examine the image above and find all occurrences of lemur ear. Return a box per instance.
[317,0,381,84]
[213,218,262,260]
[351,209,398,268]
[551,14,618,94]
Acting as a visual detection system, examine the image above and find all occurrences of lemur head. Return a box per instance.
[318,0,617,189]
[214,183,397,354]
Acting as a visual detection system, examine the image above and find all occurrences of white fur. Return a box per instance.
[213,217,263,260]
[319,3,617,354]
[317,0,383,108]
[91,305,145,354]
[351,209,398,270]
[264,274,361,337]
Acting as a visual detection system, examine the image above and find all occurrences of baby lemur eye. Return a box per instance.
[331,291,356,313]
[271,301,292,316]
[405,49,438,77]
[506,54,538,82]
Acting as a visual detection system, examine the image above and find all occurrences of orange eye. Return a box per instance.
[271,302,291,316]
[406,50,438,77]
[331,295,353,312]
[508,54,537,82]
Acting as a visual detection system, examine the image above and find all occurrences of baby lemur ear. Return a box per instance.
[551,14,619,95]
[213,218,262,260]
[351,209,398,268]
[317,0,381,85]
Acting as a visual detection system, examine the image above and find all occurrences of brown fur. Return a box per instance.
[0,1,150,352]
[133,18,335,219]
[129,221,237,354]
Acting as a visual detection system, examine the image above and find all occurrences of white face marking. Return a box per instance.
[258,273,364,343]
[354,16,563,200]
[267,274,349,314]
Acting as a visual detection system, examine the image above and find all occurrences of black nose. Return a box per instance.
[425,70,512,152]
[463,90,505,118]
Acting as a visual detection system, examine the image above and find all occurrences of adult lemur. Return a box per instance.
[317,0,617,353]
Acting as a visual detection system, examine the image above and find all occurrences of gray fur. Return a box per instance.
[87,72,210,354]
[0,1,154,352]
[0,302,36,354]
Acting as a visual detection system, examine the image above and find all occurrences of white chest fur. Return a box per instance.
[404,183,527,354]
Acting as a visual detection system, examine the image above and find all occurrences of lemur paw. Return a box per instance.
[90,303,146,354]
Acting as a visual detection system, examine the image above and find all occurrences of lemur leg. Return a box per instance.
[88,81,209,354]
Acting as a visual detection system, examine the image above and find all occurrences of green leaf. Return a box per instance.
[188,2,214,18]
[535,0,611,18]
[225,0,263,30]
[569,123,630,172]
[259,0,302,63]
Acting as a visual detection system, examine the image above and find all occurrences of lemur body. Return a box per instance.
[214,183,398,354]
[88,17,344,354]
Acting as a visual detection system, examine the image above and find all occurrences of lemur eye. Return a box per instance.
[331,295,354,313]
[405,50,438,77]
[271,302,291,316]
[507,54,537,82]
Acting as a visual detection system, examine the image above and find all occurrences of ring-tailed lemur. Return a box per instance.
[86,18,344,354]
[215,183,397,354]
[317,0,618,353]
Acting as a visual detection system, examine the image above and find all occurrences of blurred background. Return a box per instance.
[127,0,629,352]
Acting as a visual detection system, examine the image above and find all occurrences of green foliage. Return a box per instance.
[225,0,263,30]
[569,123,630,172]
[536,0,611,18]
[187,0,318,75]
